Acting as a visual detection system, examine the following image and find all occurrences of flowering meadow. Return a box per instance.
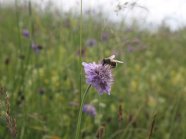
[0,2,186,139]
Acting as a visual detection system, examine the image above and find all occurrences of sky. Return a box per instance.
[1,0,186,30]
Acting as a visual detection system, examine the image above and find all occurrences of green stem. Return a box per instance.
[75,85,91,139]
[79,0,83,102]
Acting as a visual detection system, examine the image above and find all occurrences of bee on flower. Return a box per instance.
[82,55,123,95]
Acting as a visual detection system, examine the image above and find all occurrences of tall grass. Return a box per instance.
[0,1,186,139]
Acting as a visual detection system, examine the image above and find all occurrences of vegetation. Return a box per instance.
[0,2,186,139]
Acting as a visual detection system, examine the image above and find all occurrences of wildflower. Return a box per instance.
[83,104,96,117]
[82,62,113,95]
[85,38,97,47]
[22,29,30,38]
[127,45,134,52]
[76,47,86,57]
[31,43,43,53]
[101,32,110,42]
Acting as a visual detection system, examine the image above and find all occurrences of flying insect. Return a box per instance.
[102,55,123,68]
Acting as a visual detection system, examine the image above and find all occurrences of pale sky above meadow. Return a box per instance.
[2,0,186,30]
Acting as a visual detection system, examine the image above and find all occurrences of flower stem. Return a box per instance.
[75,85,91,139]
[79,0,83,102]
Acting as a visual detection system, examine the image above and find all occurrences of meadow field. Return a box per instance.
[0,2,186,139]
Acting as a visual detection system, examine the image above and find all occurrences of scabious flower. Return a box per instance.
[82,62,113,95]
[31,43,42,53]
[83,104,96,117]
[85,38,97,47]
[22,29,30,38]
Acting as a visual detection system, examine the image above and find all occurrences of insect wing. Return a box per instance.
[113,59,123,63]
[108,55,115,59]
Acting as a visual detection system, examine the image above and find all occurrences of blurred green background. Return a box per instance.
[0,1,186,139]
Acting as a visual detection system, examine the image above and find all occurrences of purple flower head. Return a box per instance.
[22,29,30,38]
[127,45,134,52]
[31,43,43,53]
[85,38,97,47]
[82,62,113,95]
[83,104,96,117]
